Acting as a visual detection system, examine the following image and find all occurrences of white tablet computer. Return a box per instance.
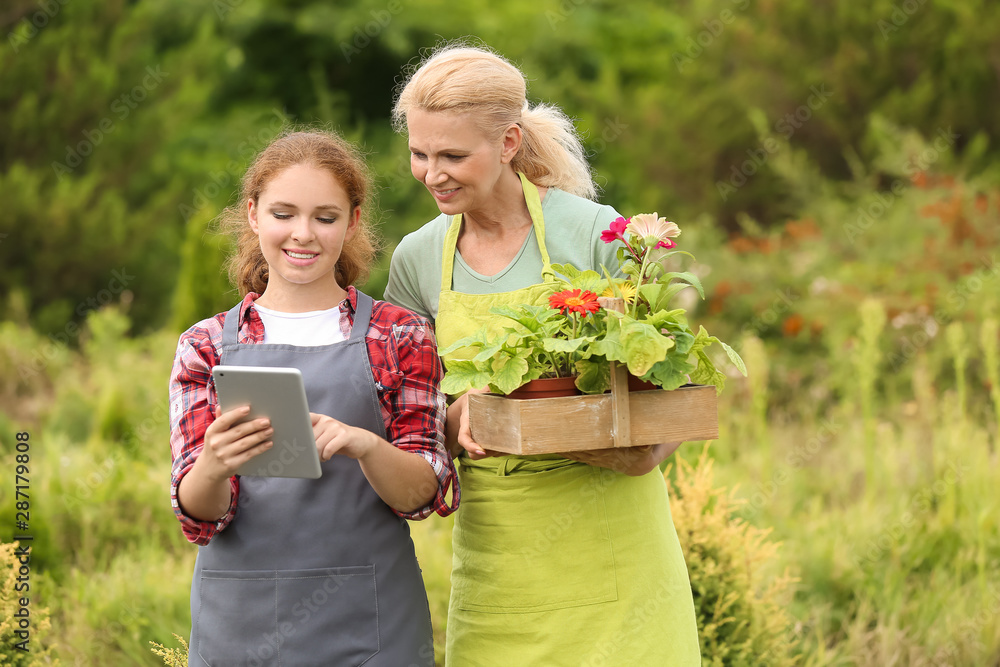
[211,366,322,479]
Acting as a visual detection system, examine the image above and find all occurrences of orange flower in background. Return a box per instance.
[729,236,757,254]
[549,289,600,316]
[783,218,821,241]
[975,194,989,214]
[782,313,804,337]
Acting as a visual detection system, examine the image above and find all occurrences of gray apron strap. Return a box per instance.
[221,302,242,347]
[350,291,373,340]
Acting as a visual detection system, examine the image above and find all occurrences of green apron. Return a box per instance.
[438,174,701,666]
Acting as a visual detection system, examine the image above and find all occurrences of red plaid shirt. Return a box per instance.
[169,287,458,545]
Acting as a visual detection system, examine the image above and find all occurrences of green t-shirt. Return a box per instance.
[384,188,622,321]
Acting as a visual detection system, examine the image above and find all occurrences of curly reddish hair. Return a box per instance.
[220,130,381,296]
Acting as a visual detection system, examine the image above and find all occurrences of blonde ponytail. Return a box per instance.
[515,103,596,200]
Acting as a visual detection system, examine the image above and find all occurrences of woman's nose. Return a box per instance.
[290,216,314,242]
[424,159,447,186]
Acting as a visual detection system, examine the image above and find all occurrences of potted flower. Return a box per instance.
[438,214,746,455]
[440,214,746,395]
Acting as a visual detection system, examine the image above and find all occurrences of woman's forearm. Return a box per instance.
[177,457,233,522]
[444,397,466,457]
[358,435,439,512]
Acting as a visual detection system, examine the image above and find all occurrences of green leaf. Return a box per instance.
[471,338,507,363]
[643,261,665,281]
[690,349,727,395]
[489,304,550,332]
[646,308,688,328]
[574,358,610,394]
[439,331,488,357]
[662,271,705,299]
[620,321,673,376]
[671,330,696,355]
[551,263,605,292]
[590,316,625,361]
[653,282,694,311]
[550,262,583,281]
[689,325,721,355]
[621,263,642,280]
[647,355,696,390]
[638,282,663,309]
[440,360,492,395]
[490,355,531,395]
[542,336,592,353]
[720,341,748,376]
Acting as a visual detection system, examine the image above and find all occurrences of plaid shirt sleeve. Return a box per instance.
[366,297,459,519]
[168,311,242,546]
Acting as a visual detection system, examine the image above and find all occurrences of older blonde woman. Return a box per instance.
[384,44,701,666]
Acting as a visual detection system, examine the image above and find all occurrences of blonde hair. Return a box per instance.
[392,44,597,200]
[220,130,382,296]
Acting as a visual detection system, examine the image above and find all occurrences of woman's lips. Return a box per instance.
[432,187,460,202]
[283,249,318,266]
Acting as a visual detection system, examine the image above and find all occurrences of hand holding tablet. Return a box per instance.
[211,366,323,479]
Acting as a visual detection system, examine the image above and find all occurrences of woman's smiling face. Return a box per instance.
[248,163,359,299]
[406,108,517,217]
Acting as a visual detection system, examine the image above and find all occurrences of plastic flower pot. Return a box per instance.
[507,376,581,400]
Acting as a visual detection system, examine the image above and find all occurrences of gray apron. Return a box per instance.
[188,291,434,667]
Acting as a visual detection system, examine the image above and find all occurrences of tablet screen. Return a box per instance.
[212,366,322,479]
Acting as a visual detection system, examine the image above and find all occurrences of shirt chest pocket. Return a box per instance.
[371,365,404,393]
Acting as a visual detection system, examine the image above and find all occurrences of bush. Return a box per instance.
[0,542,57,666]
[149,634,188,667]
[667,449,799,666]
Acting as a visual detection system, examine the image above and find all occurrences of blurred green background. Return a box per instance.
[2,0,999,664]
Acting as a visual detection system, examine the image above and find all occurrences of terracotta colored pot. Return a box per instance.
[627,375,659,392]
[507,376,580,399]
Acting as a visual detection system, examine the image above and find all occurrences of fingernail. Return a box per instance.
[475,450,485,456]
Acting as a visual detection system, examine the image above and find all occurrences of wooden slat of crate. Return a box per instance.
[468,384,719,455]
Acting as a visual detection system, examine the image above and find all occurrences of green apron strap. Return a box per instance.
[441,214,462,292]
[517,172,556,280]
[439,173,556,293]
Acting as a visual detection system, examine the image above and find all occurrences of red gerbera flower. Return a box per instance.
[549,289,601,316]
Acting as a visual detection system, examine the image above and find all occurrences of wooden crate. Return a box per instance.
[466,298,719,455]
[468,373,719,456]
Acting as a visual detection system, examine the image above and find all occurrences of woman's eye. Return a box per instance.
[411,152,426,160]
[445,154,465,161]
[318,217,337,224]
[272,212,292,219]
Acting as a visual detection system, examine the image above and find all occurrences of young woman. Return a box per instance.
[169,130,457,666]
[385,45,702,665]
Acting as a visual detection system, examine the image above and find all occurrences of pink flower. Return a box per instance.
[601,216,630,243]
[625,213,681,249]
[656,238,677,249]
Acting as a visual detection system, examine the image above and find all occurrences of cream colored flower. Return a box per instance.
[625,213,681,249]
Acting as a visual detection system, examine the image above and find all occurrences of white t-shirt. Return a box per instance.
[253,303,346,346]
